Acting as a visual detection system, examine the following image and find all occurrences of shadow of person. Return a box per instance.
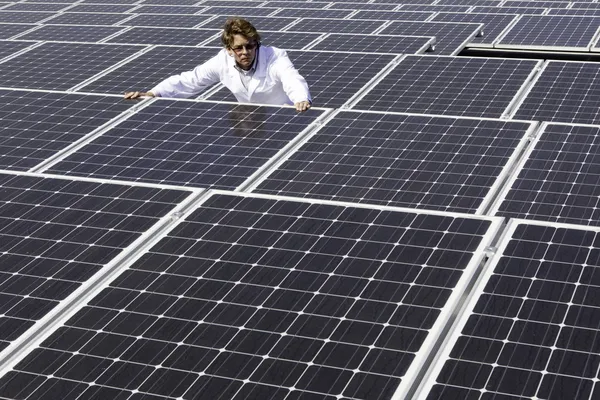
[228,104,268,138]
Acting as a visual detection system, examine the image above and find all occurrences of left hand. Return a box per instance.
[295,100,311,113]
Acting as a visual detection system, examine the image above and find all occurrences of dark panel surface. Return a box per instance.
[0,193,493,400]
[431,12,519,44]
[125,14,213,28]
[309,33,433,54]
[287,18,388,34]
[47,101,323,189]
[0,173,189,353]
[16,25,126,43]
[354,55,538,118]
[0,40,35,61]
[0,24,37,39]
[0,11,54,23]
[255,112,532,213]
[497,123,600,225]
[0,42,145,91]
[107,27,218,46]
[41,12,130,25]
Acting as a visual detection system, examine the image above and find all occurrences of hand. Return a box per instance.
[294,100,311,113]
[124,91,155,99]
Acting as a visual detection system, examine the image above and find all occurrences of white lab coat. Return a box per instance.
[151,46,312,106]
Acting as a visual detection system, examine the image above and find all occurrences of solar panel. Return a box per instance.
[253,112,534,213]
[3,3,73,12]
[107,27,218,46]
[265,1,331,8]
[78,46,220,95]
[399,4,473,12]
[286,18,388,34]
[0,42,145,91]
[495,15,600,51]
[351,10,435,21]
[131,5,207,14]
[124,14,213,28]
[42,12,131,25]
[143,0,203,4]
[198,16,298,31]
[203,31,322,50]
[419,219,600,400]
[0,171,190,354]
[471,6,548,14]
[45,101,325,189]
[0,11,54,23]
[308,33,435,54]
[504,0,570,7]
[493,122,600,226]
[512,61,600,124]
[0,191,502,400]
[65,4,138,13]
[436,0,503,5]
[380,21,483,55]
[548,8,600,16]
[329,2,400,11]
[15,25,127,43]
[0,40,36,61]
[0,90,136,171]
[353,55,539,118]
[0,23,38,39]
[273,8,354,19]
[431,12,519,46]
[207,50,397,108]
[203,6,280,17]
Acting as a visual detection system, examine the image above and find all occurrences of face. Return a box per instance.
[227,34,258,69]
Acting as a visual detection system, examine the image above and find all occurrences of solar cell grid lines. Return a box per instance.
[496,15,600,50]
[548,8,600,17]
[254,112,534,213]
[15,25,127,43]
[0,90,135,171]
[431,12,519,45]
[0,11,55,23]
[421,220,600,400]
[0,23,38,39]
[46,100,324,189]
[308,33,434,54]
[0,171,190,355]
[354,55,539,118]
[198,16,298,31]
[494,123,600,226]
[131,5,207,14]
[124,14,212,28]
[513,61,600,125]
[264,1,332,9]
[380,21,483,55]
[503,0,570,7]
[207,50,397,108]
[65,4,138,13]
[0,42,146,91]
[329,2,400,11]
[3,2,73,12]
[78,46,220,95]
[142,0,203,4]
[398,4,473,12]
[350,10,434,22]
[272,8,354,19]
[203,6,281,17]
[471,6,548,14]
[42,12,131,26]
[286,18,389,34]
[107,27,218,46]
[0,192,500,400]
[0,41,36,62]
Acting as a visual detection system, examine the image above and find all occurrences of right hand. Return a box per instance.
[124,91,155,99]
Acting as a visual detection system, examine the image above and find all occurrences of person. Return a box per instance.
[124,18,312,112]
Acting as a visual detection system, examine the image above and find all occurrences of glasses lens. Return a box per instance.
[232,42,257,52]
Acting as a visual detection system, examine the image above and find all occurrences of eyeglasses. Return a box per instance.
[230,42,259,53]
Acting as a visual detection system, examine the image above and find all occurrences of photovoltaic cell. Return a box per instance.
[0,24,37,39]
[0,11,54,23]
[255,112,533,213]
[0,41,35,61]
[513,61,600,124]
[399,4,472,12]
[79,46,220,95]
[379,21,483,55]
[309,34,434,54]
[124,14,213,28]
[203,6,280,16]
[65,4,138,13]
[471,6,548,14]
[354,55,538,118]
[329,2,400,11]
[107,27,218,46]
[0,90,135,171]
[3,3,72,12]
[47,101,324,189]
[548,8,600,16]
[431,12,519,45]
[203,31,322,50]
[496,123,600,226]
[273,8,354,19]
[421,221,600,400]
[265,0,331,8]
[132,5,206,14]
[0,42,145,91]
[287,18,388,34]
[15,25,127,43]
[143,0,202,4]
[504,0,570,8]
[198,16,297,31]
[42,12,131,25]
[495,15,600,50]
[207,50,396,108]
[0,172,190,354]
[0,192,498,400]
[350,10,434,21]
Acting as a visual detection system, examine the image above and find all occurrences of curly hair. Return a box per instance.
[221,17,261,48]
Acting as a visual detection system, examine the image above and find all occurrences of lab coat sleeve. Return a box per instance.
[150,52,222,98]
[272,51,312,104]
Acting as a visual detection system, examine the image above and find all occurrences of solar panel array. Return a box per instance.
[0,1,599,400]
